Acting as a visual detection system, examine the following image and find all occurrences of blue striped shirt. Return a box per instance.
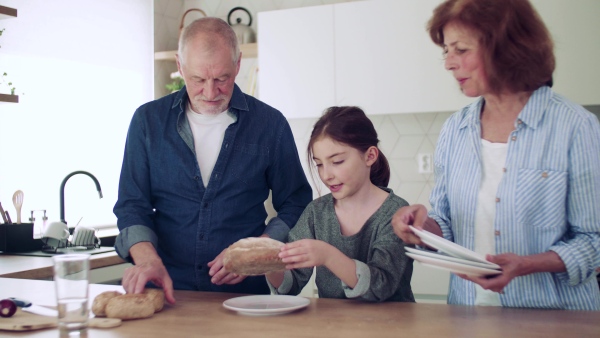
[429,86,600,310]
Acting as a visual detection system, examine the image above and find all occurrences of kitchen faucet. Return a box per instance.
[59,170,103,226]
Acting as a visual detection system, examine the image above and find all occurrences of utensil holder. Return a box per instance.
[0,223,44,252]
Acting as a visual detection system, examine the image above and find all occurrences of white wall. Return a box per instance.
[0,0,153,229]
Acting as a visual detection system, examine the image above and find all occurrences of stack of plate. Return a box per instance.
[405,226,502,277]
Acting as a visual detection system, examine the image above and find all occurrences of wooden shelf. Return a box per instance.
[0,93,19,103]
[0,5,17,19]
[155,42,257,61]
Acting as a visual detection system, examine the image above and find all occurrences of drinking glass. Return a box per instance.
[53,254,91,333]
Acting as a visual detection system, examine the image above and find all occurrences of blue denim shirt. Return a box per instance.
[114,84,312,294]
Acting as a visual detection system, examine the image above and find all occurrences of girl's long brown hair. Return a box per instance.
[307,106,390,188]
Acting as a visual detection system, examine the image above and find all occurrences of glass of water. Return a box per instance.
[53,254,91,333]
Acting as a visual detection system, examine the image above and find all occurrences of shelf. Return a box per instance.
[155,42,257,61]
[0,93,19,103]
[0,5,17,19]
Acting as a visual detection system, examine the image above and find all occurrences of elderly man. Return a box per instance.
[114,17,312,303]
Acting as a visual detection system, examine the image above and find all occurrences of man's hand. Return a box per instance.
[208,249,247,285]
[123,242,176,304]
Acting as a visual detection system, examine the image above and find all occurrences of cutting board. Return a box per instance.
[0,309,121,331]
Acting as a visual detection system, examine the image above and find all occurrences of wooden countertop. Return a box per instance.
[0,278,598,337]
[0,251,124,279]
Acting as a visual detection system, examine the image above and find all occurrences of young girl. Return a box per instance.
[266,106,414,302]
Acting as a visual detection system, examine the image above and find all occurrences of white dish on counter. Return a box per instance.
[405,247,500,270]
[223,295,310,316]
[409,226,495,265]
[406,252,502,277]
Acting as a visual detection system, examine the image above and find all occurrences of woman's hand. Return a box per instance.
[457,253,526,293]
[391,204,430,246]
[458,251,567,293]
[279,239,333,269]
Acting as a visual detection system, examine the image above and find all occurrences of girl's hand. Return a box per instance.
[456,253,523,293]
[391,205,429,246]
[279,239,333,269]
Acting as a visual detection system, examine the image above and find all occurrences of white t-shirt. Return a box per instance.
[474,139,507,306]
[186,105,236,187]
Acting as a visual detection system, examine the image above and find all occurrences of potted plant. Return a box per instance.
[166,71,185,93]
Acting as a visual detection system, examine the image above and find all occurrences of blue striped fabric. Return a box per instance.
[428,86,600,310]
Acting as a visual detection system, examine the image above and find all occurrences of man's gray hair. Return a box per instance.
[178,17,240,65]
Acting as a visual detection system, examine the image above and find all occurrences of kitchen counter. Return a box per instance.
[0,278,598,337]
[0,225,124,279]
[0,251,124,279]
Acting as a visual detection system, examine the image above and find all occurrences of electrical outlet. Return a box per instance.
[418,153,433,174]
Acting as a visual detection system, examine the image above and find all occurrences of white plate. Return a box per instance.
[406,252,502,277]
[409,226,492,265]
[405,247,500,270]
[223,295,310,316]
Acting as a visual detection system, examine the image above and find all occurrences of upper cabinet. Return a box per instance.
[334,0,471,116]
[258,5,336,119]
[0,5,17,20]
[259,0,600,119]
[259,0,469,118]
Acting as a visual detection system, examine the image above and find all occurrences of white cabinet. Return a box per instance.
[334,0,471,115]
[259,0,600,119]
[258,5,336,119]
[259,0,470,119]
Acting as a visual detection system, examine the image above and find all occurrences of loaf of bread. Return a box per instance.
[92,288,165,319]
[143,288,165,312]
[223,237,287,276]
[105,294,155,320]
[92,291,123,317]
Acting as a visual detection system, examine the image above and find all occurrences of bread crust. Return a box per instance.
[143,288,165,312]
[223,237,286,276]
[104,294,155,320]
[92,291,123,317]
[92,289,164,319]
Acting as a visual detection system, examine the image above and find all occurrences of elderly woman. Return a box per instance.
[392,0,600,310]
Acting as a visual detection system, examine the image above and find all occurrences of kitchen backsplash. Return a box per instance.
[154,0,456,207]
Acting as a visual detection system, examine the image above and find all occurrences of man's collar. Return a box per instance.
[229,84,249,112]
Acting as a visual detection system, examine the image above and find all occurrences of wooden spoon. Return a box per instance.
[12,190,23,224]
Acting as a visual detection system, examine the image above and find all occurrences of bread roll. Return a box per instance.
[105,294,155,320]
[143,288,165,312]
[223,237,286,276]
[92,291,123,317]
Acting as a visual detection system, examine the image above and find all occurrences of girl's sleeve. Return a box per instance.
[351,221,412,302]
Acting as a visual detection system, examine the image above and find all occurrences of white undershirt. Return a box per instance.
[186,105,235,187]
[474,139,507,306]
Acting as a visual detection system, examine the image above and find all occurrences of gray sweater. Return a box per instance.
[269,188,415,302]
